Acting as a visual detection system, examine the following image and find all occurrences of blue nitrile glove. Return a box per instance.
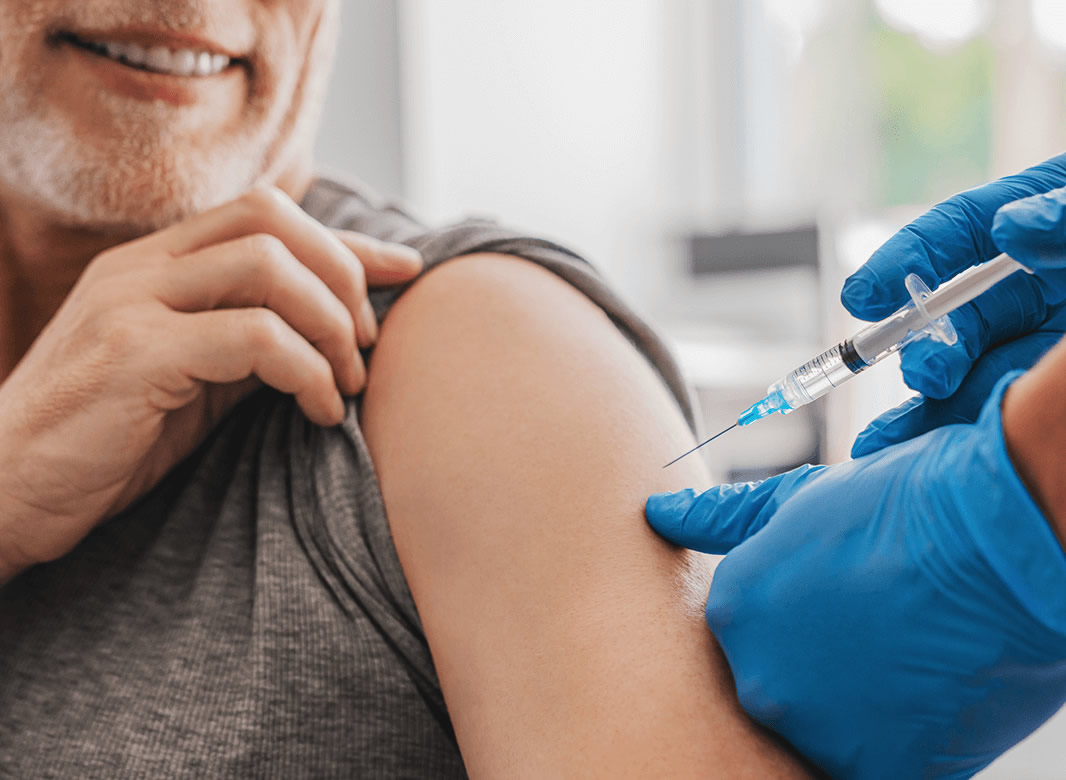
[646,373,1066,780]
[842,153,1066,458]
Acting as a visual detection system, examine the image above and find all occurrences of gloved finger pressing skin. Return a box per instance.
[841,154,1066,321]
[684,371,1066,779]
[645,465,824,555]
[898,269,1050,399]
[852,328,1065,457]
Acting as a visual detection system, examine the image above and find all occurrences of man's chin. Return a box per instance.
[58,190,218,236]
[29,164,258,237]
[0,112,264,236]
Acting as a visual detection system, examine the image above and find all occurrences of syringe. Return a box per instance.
[664,253,1030,468]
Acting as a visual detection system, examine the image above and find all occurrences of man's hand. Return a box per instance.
[0,186,422,581]
[646,372,1066,779]
[843,153,1066,457]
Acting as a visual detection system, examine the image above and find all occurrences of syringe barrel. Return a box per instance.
[755,255,1026,423]
[852,305,925,364]
[851,254,1025,364]
[773,341,861,410]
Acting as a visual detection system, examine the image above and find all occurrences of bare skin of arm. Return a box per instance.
[361,253,816,778]
[1003,334,1066,551]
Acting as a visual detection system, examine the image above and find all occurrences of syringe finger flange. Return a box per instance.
[904,273,957,346]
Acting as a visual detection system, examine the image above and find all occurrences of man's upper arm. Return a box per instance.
[361,254,813,778]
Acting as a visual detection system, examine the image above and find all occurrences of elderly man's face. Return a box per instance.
[0,0,338,233]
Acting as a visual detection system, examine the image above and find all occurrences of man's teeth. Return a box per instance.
[89,40,231,76]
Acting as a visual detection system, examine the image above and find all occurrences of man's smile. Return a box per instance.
[57,32,236,78]
[46,27,250,107]
[50,27,251,97]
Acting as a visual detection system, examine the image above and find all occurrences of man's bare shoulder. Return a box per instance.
[360,252,812,778]
[361,251,707,544]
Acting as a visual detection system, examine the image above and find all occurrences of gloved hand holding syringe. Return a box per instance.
[664,252,1030,468]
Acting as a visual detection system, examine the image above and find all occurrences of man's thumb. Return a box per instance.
[646,465,823,554]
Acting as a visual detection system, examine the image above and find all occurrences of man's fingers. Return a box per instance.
[151,187,415,349]
[155,234,366,396]
[332,229,424,285]
[645,465,825,554]
[841,154,1066,320]
[154,186,329,255]
[165,187,375,347]
[172,308,347,427]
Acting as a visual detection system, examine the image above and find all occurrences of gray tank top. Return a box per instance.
[0,177,697,778]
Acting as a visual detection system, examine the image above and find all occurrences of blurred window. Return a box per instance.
[871,9,994,206]
[707,0,1066,227]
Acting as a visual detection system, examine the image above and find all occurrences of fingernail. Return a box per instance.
[389,244,424,271]
[351,351,367,391]
[360,300,378,342]
[332,393,347,425]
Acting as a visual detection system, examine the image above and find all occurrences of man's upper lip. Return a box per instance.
[60,28,247,60]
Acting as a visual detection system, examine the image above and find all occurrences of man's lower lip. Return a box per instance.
[58,38,243,105]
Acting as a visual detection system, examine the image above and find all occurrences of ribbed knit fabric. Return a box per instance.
[0,177,698,778]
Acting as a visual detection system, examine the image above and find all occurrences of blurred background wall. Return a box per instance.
[315,2,1066,774]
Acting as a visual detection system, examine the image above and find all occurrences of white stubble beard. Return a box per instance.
[0,0,338,235]
[0,82,265,233]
